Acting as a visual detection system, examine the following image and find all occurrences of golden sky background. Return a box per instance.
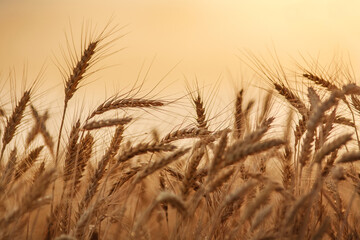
[1,0,360,123]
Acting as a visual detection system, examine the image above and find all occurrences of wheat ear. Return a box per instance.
[1,90,31,162]
[56,40,99,162]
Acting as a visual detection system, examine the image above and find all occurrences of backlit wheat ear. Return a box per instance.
[132,147,190,185]
[116,142,177,164]
[224,138,285,167]
[337,151,360,163]
[313,133,352,165]
[181,144,205,198]
[350,94,360,113]
[299,91,340,167]
[334,116,354,127]
[160,127,211,144]
[251,204,273,231]
[56,39,99,161]
[77,125,125,221]
[208,179,258,239]
[82,117,132,131]
[74,204,94,240]
[259,90,273,125]
[234,89,244,139]
[55,20,124,162]
[307,87,321,113]
[68,132,94,199]
[240,183,278,222]
[225,117,274,158]
[189,168,235,216]
[63,121,81,185]
[32,160,45,183]
[273,83,308,118]
[343,83,360,95]
[108,165,143,196]
[207,130,229,181]
[88,98,164,119]
[3,20,360,239]
[303,72,338,91]
[14,145,44,180]
[64,40,98,103]
[1,90,31,162]
[192,92,208,130]
[132,191,187,238]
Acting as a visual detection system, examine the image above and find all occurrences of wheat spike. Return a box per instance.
[1,90,31,162]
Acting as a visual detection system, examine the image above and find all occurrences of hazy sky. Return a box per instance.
[1,0,360,111]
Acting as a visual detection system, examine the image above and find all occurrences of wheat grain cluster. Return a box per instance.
[0,24,359,240]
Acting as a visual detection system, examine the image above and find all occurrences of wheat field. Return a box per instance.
[0,23,359,240]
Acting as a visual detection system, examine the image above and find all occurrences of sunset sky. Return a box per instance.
[1,0,360,122]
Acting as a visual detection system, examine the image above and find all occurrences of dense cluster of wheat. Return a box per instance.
[0,25,359,240]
